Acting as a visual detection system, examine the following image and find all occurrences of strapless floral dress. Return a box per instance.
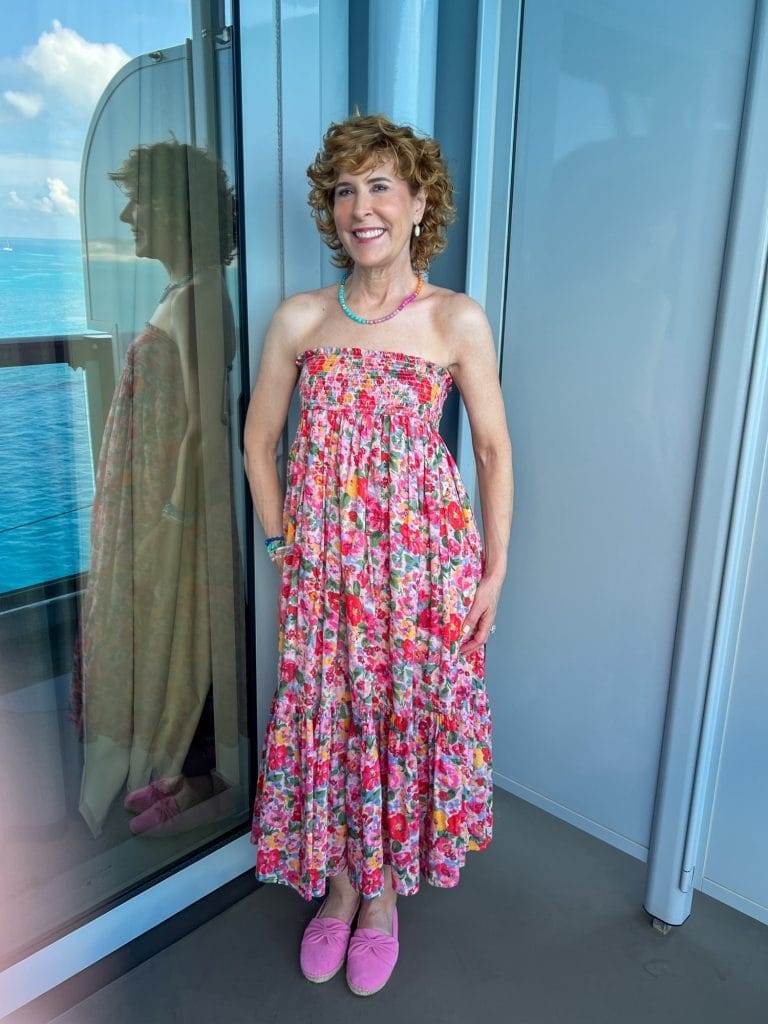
[250,346,493,901]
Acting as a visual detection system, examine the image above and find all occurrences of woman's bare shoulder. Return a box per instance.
[269,287,330,357]
[430,285,475,326]
[438,289,490,332]
[275,286,326,318]
[433,290,495,371]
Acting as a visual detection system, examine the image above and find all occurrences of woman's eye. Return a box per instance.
[336,184,387,197]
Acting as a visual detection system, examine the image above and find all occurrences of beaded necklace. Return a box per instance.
[338,269,424,324]
[158,271,195,305]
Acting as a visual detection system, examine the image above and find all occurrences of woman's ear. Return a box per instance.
[415,186,427,220]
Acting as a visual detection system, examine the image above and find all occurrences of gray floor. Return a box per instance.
[50,788,768,1024]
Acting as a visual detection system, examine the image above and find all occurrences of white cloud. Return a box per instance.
[32,177,78,217]
[7,190,28,209]
[22,19,130,112]
[87,239,139,262]
[3,90,44,118]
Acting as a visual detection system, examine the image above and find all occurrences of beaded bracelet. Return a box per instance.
[162,500,195,525]
[265,535,293,563]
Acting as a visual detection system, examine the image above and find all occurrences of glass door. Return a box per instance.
[0,0,251,969]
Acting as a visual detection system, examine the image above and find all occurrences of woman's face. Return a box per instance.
[119,195,154,259]
[332,155,425,270]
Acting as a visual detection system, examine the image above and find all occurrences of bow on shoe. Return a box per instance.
[348,930,398,961]
[302,918,351,945]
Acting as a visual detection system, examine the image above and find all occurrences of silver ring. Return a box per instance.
[489,624,496,636]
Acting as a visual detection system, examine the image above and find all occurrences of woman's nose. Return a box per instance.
[352,193,372,216]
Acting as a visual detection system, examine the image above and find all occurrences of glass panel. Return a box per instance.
[0,2,249,967]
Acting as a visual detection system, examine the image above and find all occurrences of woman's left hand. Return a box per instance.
[459,573,503,655]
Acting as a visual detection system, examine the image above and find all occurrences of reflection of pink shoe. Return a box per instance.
[124,776,183,814]
[135,787,238,838]
[128,795,181,835]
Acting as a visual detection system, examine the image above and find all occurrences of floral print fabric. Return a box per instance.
[251,346,493,901]
[71,323,213,836]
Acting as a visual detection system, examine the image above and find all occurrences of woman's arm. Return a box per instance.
[243,296,307,552]
[446,294,514,652]
[164,281,207,514]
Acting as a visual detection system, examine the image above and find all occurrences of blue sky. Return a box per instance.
[0,3,191,238]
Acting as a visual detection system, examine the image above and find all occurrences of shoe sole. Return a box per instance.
[347,977,391,996]
[301,959,345,983]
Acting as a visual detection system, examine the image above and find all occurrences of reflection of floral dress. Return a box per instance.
[71,322,212,837]
[251,346,493,901]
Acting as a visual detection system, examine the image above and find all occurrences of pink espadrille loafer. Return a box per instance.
[345,904,399,996]
[300,895,361,983]
[128,794,181,834]
[124,775,183,814]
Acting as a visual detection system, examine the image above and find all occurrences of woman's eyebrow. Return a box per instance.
[335,176,392,187]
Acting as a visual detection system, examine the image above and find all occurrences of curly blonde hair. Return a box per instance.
[306,111,457,273]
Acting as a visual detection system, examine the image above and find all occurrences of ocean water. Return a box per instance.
[0,238,94,594]
[0,237,89,339]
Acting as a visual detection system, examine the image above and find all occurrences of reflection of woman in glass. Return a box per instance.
[71,139,237,837]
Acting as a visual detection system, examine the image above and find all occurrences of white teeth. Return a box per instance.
[354,229,385,238]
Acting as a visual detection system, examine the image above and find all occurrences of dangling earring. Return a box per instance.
[413,223,421,237]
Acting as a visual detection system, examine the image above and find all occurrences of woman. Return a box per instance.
[245,112,513,995]
[71,139,239,838]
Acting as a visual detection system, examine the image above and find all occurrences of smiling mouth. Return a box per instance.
[352,228,386,241]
